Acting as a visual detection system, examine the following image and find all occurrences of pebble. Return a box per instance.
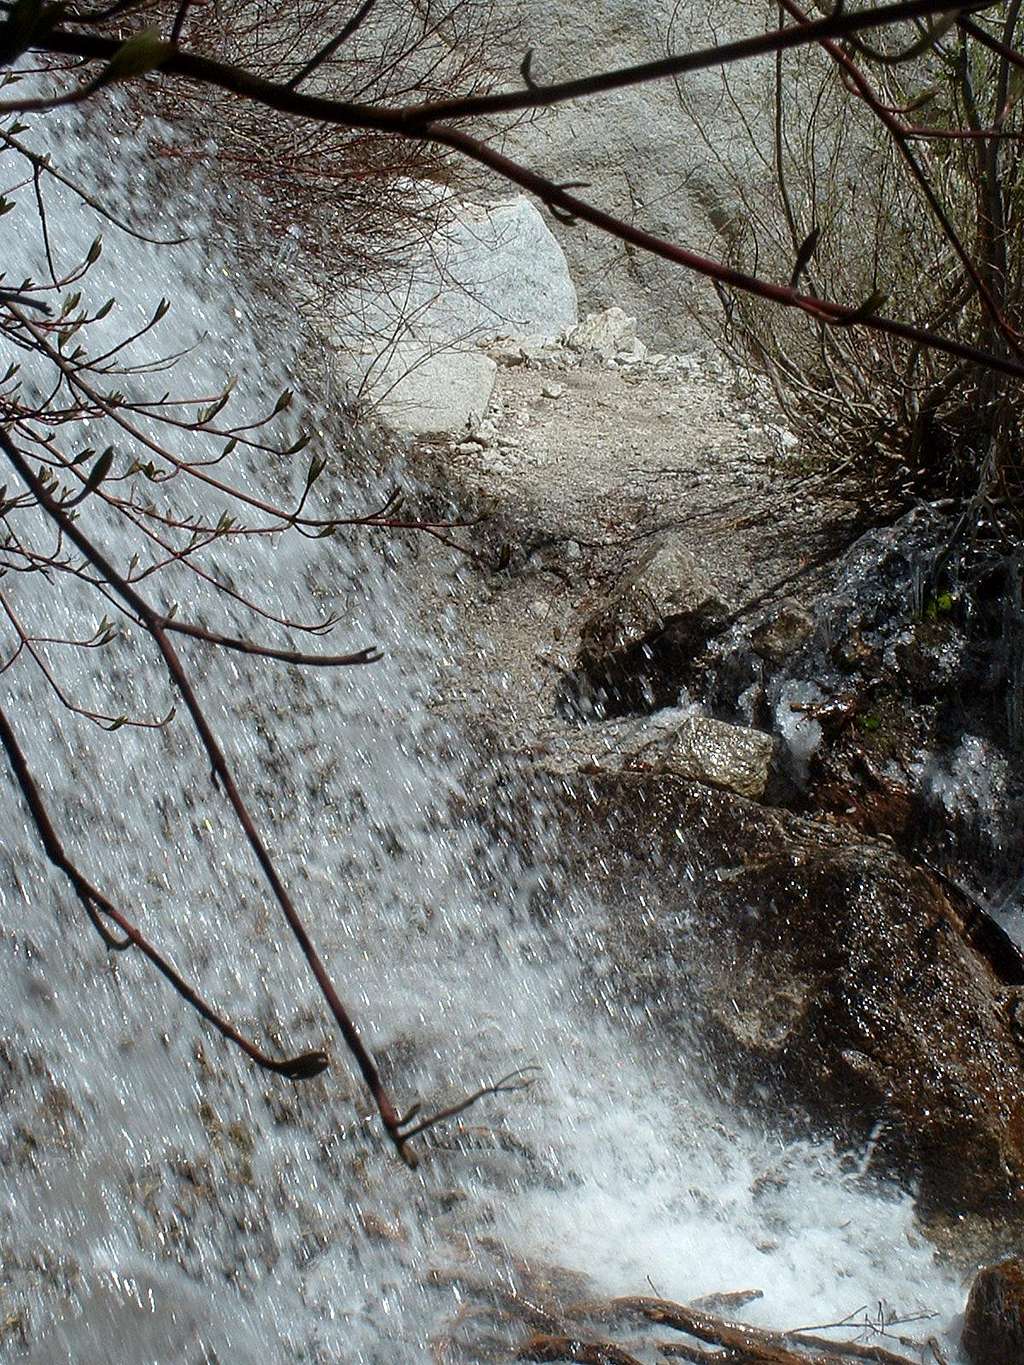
[542,383,564,399]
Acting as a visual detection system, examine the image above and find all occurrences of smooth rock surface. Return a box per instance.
[337,195,578,347]
[496,1,773,349]
[339,342,497,436]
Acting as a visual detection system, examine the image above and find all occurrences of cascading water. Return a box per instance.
[0,104,969,1363]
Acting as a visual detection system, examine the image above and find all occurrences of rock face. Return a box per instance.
[337,194,578,348]
[538,708,777,801]
[963,1260,1024,1365]
[550,771,1024,1216]
[338,342,497,437]
[497,1,773,349]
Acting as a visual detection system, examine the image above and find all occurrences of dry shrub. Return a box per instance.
[677,1,1024,532]
[128,0,524,329]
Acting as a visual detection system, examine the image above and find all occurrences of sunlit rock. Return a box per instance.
[566,306,646,364]
[339,342,497,436]
[536,708,776,801]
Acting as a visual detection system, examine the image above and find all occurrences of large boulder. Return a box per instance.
[496,1,773,349]
[338,342,497,436]
[337,194,578,348]
[547,770,1024,1216]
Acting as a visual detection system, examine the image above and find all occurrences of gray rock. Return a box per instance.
[749,599,815,662]
[341,342,497,436]
[336,195,578,347]
[538,708,777,801]
[566,306,643,362]
[496,3,774,350]
[580,538,728,665]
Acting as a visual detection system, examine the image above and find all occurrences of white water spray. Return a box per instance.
[0,102,967,1364]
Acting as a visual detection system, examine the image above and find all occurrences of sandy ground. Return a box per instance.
[408,346,857,740]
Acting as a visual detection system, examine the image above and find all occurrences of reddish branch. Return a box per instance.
[7,2,1022,382]
[776,0,1020,350]
[0,427,528,1165]
[0,701,332,1078]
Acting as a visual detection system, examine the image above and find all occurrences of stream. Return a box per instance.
[0,100,971,1365]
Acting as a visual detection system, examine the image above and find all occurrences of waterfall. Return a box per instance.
[0,102,966,1364]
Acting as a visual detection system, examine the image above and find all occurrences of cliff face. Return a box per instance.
[492,0,774,350]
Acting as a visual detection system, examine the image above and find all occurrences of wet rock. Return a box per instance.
[963,1258,1024,1365]
[552,771,1024,1216]
[749,600,814,663]
[537,708,777,801]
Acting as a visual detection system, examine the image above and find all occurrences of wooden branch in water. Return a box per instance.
[516,1335,645,1365]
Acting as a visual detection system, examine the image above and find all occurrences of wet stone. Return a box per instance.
[963,1258,1024,1365]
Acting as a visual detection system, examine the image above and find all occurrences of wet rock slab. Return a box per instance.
[547,770,1024,1217]
[537,708,777,801]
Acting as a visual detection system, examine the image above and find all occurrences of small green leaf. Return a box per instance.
[304,454,327,489]
[198,391,230,425]
[86,236,102,265]
[101,28,174,85]
[272,388,293,416]
[94,298,114,320]
[846,289,888,324]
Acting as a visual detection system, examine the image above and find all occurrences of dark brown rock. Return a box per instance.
[963,1259,1024,1365]
[548,770,1024,1216]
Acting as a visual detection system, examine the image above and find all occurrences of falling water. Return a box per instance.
[0,103,968,1363]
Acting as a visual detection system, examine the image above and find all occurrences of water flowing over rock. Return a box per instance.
[8,51,1024,1365]
[553,772,1024,1217]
